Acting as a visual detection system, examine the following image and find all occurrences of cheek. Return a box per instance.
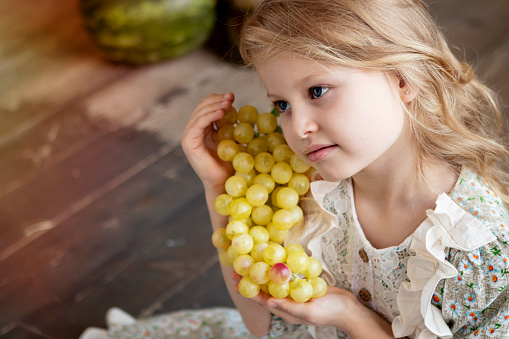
[280,121,303,154]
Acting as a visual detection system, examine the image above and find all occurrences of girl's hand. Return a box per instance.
[231,271,359,329]
[181,93,235,190]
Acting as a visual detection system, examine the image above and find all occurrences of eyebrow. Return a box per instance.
[266,72,327,100]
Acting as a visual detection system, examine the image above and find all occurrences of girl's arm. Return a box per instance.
[204,186,272,336]
[181,93,272,336]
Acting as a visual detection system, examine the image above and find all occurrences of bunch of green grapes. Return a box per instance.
[211,104,327,303]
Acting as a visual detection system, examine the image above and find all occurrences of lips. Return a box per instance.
[306,144,337,162]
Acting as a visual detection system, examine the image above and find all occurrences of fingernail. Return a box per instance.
[268,302,277,308]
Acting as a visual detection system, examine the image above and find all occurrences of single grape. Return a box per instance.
[238,105,259,125]
[288,205,304,225]
[234,122,255,144]
[263,243,286,265]
[271,162,293,184]
[304,257,323,279]
[272,144,295,162]
[256,112,278,134]
[224,176,247,197]
[247,138,268,157]
[284,243,305,258]
[226,245,239,264]
[217,139,239,162]
[254,152,275,174]
[232,233,254,254]
[290,278,313,303]
[214,193,233,216]
[269,262,292,284]
[286,250,310,273]
[310,277,327,299]
[270,187,283,207]
[238,276,260,298]
[276,187,299,209]
[226,220,249,240]
[212,228,230,250]
[290,154,311,173]
[230,198,253,220]
[272,209,294,231]
[248,225,270,243]
[267,222,289,243]
[288,173,310,196]
[217,124,235,141]
[235,169,256,187]
[253,173,275,194]
[268,280,290,299]
[266,132,286,152]
[233,152,255,174]
[217,106,238,125]
[251,205,273,226]
[233,254,255,276]
[246,184,269,207]
[218,249,233,267]
[251,205,274,226]
[249,261,271,284]
[251,242,269,262]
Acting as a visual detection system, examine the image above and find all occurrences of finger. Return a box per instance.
[266,297,309,320]
[182,109,225,148]
[193,93,234,117]
[183,101,232,141]
[231,271,242,283]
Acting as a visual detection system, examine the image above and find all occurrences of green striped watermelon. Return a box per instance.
[81,0,217,64]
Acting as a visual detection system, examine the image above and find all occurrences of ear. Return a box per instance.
[400,86,418,103]
[397,74,418,103]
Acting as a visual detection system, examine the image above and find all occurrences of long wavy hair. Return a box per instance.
[239,0,509,204]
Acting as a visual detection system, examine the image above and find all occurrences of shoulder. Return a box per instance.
[434,169,509,337]
[449,168,508,238]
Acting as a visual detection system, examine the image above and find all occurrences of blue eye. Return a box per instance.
[275,100,291,113]
[310,86,329,99]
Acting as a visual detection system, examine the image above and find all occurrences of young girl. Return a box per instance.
[81,0,509,338]
[182,0,509,338]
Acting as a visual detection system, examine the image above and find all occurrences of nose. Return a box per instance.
[291,105,318,139]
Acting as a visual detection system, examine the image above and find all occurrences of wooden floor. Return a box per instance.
[0,1,508,338]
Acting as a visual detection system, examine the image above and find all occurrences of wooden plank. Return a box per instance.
[4,169,221,338]
[158,262,235,313]
[0,128,170,256]
[0,146,206,328]
[0,322,50,339]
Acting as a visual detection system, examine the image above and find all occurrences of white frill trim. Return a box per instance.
[285,180,343,339]
[285,180,341,286]
[392,193,496,339]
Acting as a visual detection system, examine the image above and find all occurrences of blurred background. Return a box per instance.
[0,0,507,338]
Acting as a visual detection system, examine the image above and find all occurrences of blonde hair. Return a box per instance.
[239,0,509,204]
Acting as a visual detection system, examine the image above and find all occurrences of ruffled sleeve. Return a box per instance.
[392,193,497,338]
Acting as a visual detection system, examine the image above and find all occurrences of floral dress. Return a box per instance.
[83,168,509,338]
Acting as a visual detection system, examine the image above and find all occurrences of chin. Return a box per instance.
[315,168,351,182]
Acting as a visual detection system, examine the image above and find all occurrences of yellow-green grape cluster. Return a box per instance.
[211,105,327,303]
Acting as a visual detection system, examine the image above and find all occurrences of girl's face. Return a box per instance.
[256,53,412,182]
